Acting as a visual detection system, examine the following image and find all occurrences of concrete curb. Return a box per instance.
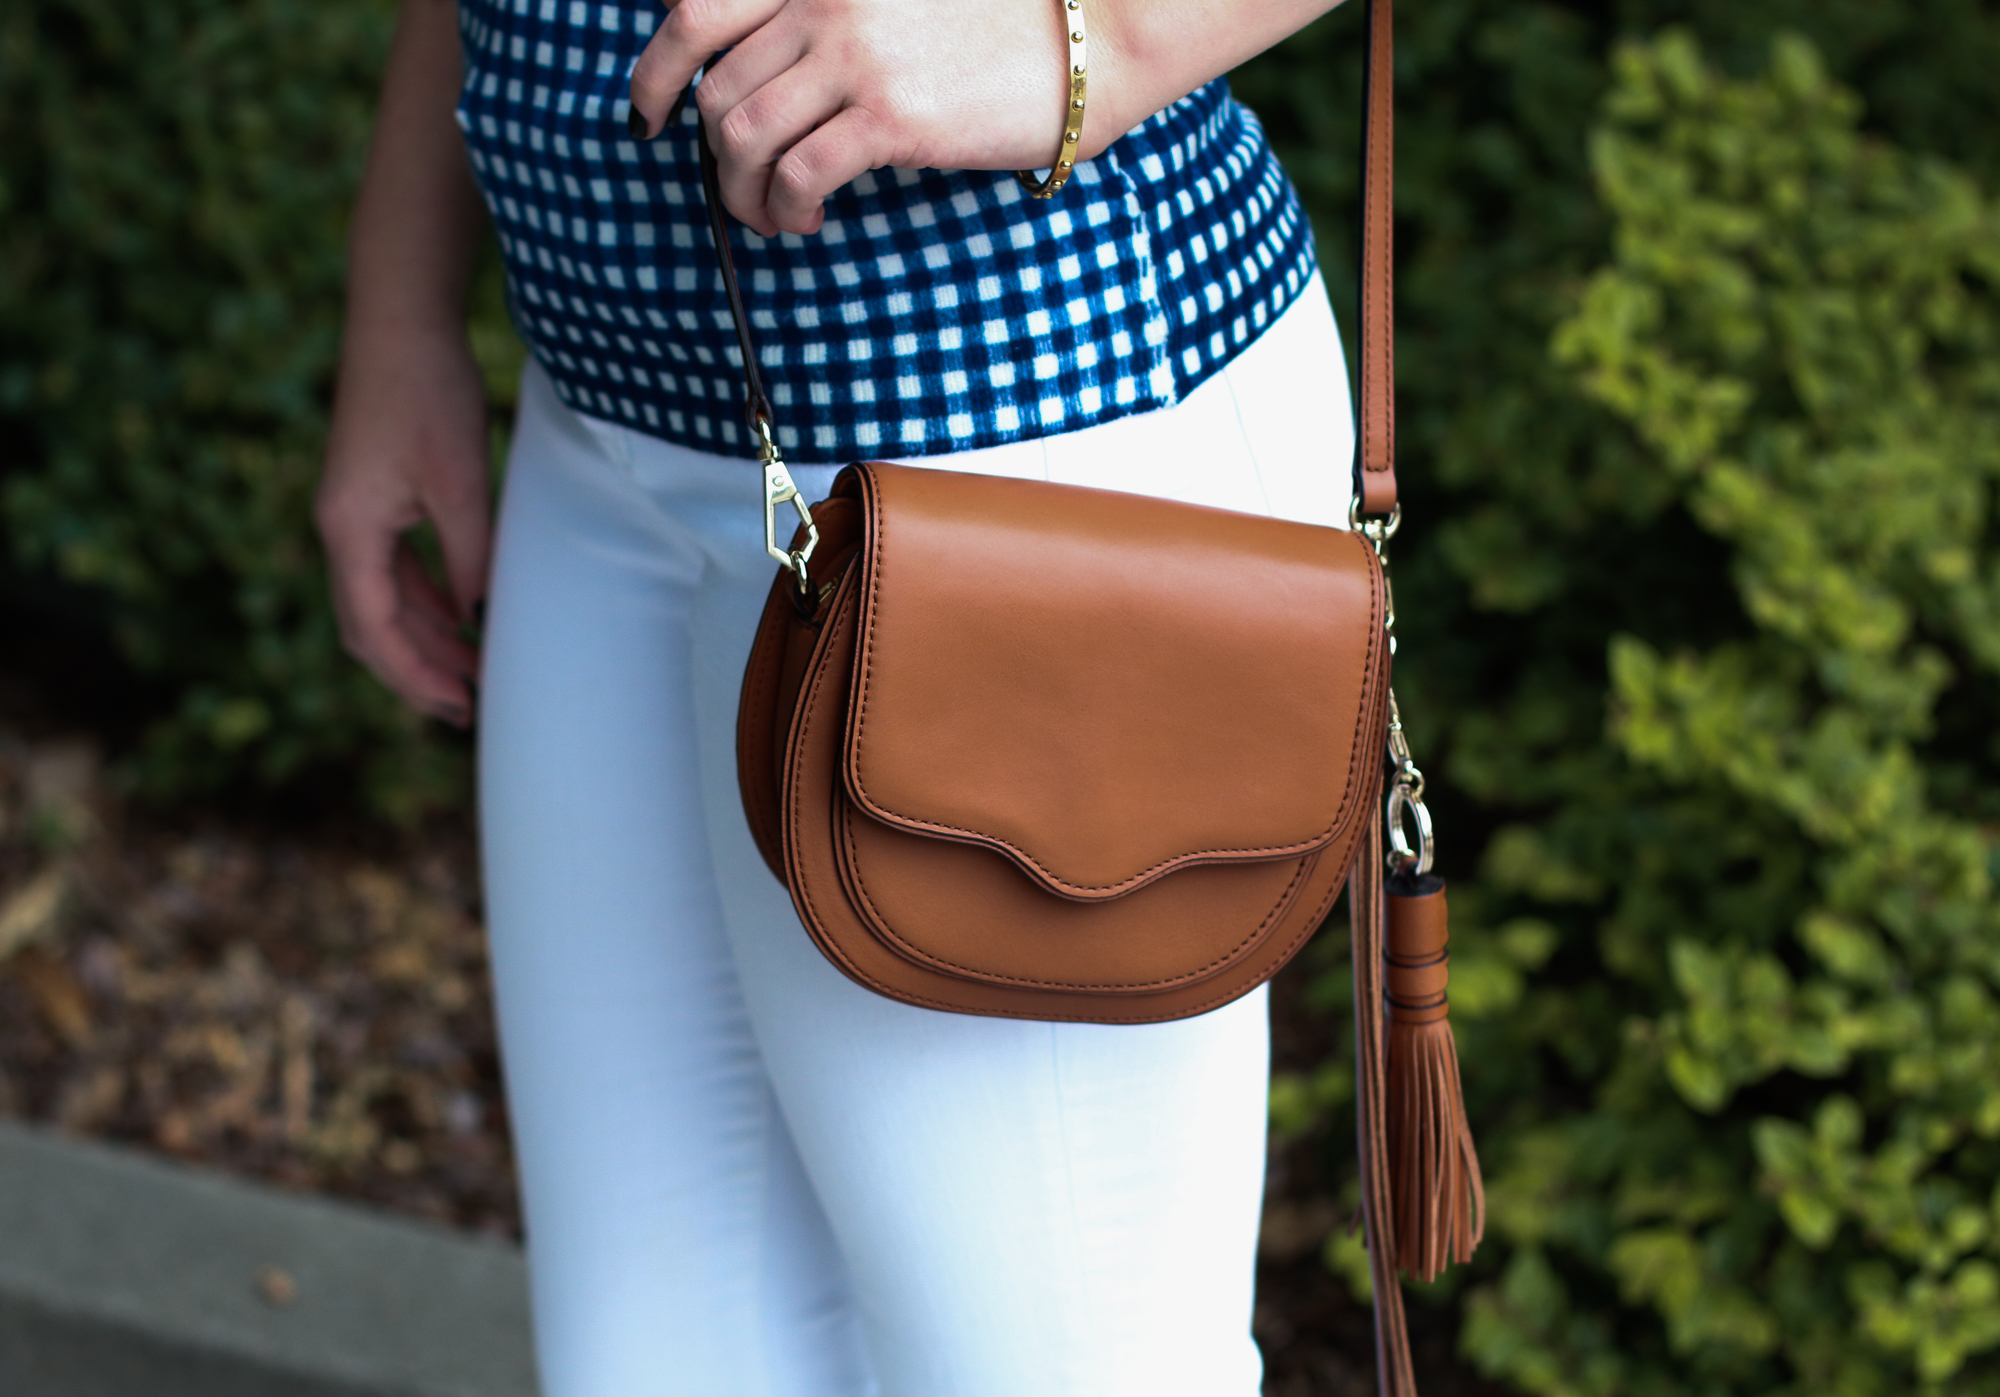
[0,1120,538,1396]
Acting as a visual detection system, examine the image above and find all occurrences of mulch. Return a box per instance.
[0,737,516,1235]
[0,730,1491,1394]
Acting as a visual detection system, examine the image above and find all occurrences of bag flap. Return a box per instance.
[841,462,1386,901]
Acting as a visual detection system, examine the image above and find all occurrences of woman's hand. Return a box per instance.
[318,0,491,725]
[627,0,1345,239]
[317,327,489,726]
[628,0,1071,238]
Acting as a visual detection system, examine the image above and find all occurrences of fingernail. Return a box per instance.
[627,105,648,139]
[471,598,487,631]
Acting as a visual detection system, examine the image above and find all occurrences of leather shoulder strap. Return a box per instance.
[697,115,775,440]
[695,1,1399,522]
[1355,0,1397,517]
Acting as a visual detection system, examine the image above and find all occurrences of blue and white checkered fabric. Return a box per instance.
[456,0,1319,464]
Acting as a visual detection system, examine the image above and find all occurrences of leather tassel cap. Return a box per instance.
[1383,872,1485,1282]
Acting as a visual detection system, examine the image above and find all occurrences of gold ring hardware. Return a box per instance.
[1386,781,1434,877]
[1017,0,1087,198]
[1383,689,1433,875]
[1348,498,1403,548]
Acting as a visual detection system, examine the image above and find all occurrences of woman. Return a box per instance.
[317,0,1355,1392]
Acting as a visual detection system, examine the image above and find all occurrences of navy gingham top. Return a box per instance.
[455,0,1320,464]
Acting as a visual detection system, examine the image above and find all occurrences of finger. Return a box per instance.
[358,584,473,722]
[690,12,802,122]
[711,62,845,236]
[421,465,492,624]
[392,544,470,651]
[323,523,473,722]
[368,547,477,719]
[628,0,780,138]
[392,545,481,681]
[765,104,890,237]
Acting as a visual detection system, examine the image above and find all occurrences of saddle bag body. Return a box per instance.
[737,460,1391,1023]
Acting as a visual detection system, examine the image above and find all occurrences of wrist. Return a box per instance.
[1072,0,1138,159]
[333,316,482,421]
[339,311,474,362]
[1072,0,1348,159]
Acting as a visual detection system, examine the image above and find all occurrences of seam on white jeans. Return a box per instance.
[1218,356,1280,520]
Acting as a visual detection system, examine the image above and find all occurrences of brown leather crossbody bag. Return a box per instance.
[700,1,1476,1388]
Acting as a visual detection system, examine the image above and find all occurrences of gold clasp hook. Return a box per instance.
[1355,502,1430,876]
[1383,688,1434,877]
[1350,498,1402,654]
[757,416,817,595]
[1348,498,1402,560]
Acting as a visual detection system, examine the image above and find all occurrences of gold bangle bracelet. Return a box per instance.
[1016,0,1087,198]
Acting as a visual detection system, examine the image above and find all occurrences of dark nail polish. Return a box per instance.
[471,597,488,632]
[627,105,649,139]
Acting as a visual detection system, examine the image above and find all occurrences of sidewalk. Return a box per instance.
[0,1119,538,1396]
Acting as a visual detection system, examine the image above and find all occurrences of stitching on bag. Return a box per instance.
[822,801,1362,1024]
[786,549,1361,1020]
[780,586,1086,1018]
[1375,30,1396,476]
[785,469,1389,1021]
[840,796,1317,992]
[844,469,1390,896]
[791,586,1372,1022]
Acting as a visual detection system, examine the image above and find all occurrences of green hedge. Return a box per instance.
[6,1,2000,1391]
[0,0,519,815]
[1240,4,2000,1394]
[1489,34,2000,1393]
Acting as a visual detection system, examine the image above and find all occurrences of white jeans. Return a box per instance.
[477,284,1355,1397]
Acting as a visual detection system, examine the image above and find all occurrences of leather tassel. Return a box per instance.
[1383,873,1485,1282]
[1351,820,1418,1397]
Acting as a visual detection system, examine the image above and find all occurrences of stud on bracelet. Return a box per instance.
[1017,0,1087,198]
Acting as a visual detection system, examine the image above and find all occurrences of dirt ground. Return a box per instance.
[0,730,1492,1394]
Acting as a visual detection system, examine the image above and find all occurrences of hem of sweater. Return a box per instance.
[542,254,1325,468]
